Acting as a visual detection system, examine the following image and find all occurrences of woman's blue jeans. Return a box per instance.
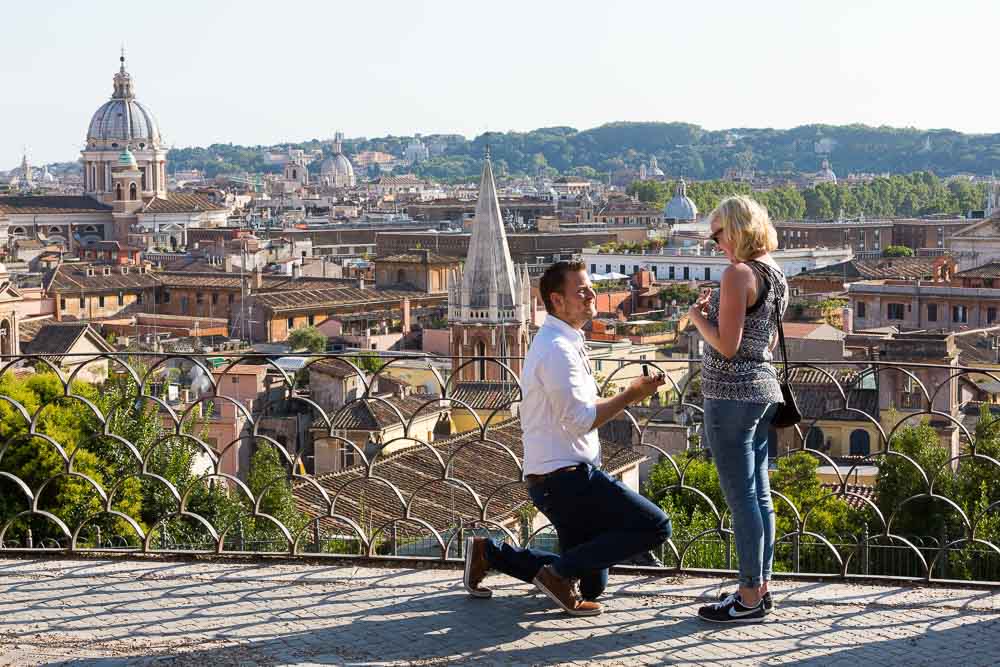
[703,399,778,589]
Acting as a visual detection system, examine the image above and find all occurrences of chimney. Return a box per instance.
[402,298,411,334]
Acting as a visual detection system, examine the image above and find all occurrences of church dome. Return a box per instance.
[88,99,161,145]
[321,153,355,186]
[664,178,698,221]
[86,54,161,147]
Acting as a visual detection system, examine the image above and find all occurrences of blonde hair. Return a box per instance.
[708,195,778,262]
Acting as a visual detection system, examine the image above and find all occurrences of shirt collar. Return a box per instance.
[544,314,586,346]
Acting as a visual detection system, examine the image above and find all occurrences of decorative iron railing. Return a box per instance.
[2,351,1000,586]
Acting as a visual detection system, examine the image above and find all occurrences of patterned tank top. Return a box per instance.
[700,259,787,403]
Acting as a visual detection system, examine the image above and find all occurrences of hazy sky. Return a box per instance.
[3,0,998,165]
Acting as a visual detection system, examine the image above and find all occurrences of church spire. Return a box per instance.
[459,147,520,319]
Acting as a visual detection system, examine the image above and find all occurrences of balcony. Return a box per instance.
[1,350,999,661]
[1,350,998,580]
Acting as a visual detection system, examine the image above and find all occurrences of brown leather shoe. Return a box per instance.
[532,565,602,616]
[463,537,492,598]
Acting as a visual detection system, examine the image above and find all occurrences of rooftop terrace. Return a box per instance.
[1,557,998,665]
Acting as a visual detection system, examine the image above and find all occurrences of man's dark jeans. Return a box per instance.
[482,464,671,600]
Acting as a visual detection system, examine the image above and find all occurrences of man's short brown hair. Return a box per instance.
[539,260,587,313]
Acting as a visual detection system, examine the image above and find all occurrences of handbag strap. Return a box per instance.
[750,260,790,383]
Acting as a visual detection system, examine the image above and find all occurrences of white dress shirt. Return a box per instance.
[521,315,601,475]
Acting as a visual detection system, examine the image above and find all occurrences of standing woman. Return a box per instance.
[687,195,787,623]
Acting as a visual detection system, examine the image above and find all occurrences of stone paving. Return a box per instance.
[0,558,999,666]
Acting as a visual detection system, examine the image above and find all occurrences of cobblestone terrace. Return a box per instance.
[1,558,998,666]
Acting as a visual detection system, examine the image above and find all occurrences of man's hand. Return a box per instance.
[626,373,666,403]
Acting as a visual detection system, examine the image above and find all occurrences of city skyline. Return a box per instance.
[4,0,999,165]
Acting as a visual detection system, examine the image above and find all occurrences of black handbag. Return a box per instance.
[770,285,801,429]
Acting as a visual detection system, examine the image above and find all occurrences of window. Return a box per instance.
[806,427,825,450]
[196,293,204,305]
[937,227,944,248]
[704,267,711,280]
[927,304,937,322]
[98,296,105,308]
[590,264,596,274]
[605,264,611,273]
[79,297,85,308]
[129,183,137,200]
[308,315,315,326]
[163,291,171,304]
[887,303,905,320]
[228,294,235,304]
[990,308,998,325]
[900,390,921,409]
[683,267,690,280]
[137,293,143,305]
[632,265,639,274]
[212,293,219,305]
[953,305,968,323]
[117,293,124,306]
[340,445,357,470]
[669,266,675,279]
[287,317,294,330]
[850,430,871,457]
[619,264,626,274]
[60,297,66,310]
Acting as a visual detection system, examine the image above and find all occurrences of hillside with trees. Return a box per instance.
[165,122,1000,181]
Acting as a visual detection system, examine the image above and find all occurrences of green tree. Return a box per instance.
[874,419,955,539]
[659,284,701,307]
[288,326,327,353]
[242,444,307,549]
[350,350,383,375]
[882,245,914,257]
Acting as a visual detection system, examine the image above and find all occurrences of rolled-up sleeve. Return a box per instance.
[536,339,597,438]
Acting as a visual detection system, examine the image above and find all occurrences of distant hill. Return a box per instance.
[165,122,1000,181]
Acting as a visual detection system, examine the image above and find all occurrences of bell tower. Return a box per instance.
[448,148,532,383]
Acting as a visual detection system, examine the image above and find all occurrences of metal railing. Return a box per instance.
[2,350,1000,586]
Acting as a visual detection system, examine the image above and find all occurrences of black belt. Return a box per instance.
[525,464,583,488]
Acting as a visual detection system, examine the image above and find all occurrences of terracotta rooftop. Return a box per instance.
[448,381,522,410]
[377,252,458,265]
[252,286,441,313]
[0,196,111,215]
[295,417,646,533]
[312,394,448,431]
[22,322,112,358]
[788,367,879,421]
[46,263,160,292]
[141,193,225,214]
[797,257,947,281]
[956,261,1000,279]
[781,322,846,340]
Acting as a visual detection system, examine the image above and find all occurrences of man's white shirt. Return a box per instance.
[521,315,601,475]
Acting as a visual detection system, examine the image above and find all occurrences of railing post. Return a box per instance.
[725,532,732,571]
[312,521,320,554]
[938,526,948,580]
[95,526,102,549]
[26,528,33,549]
[792,532,801,573]
[860,526,870,575]
[457,518,464,559]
